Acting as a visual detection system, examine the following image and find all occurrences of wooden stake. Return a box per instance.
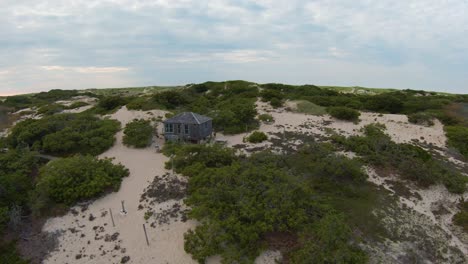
[121,200,127,214]
[109,208,115,227]
[143,224,150,246]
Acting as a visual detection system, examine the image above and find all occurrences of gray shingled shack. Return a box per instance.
[163,112,213,143]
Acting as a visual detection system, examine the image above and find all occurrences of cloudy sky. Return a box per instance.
[1,0,467,95]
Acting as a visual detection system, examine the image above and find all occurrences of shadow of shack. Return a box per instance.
[163,112,213,143]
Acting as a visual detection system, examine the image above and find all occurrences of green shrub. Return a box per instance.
[167,144,373,263]
[296,101,327,115]
[453,200,468,233]
[212,98,258,134]
[269,97,283,108]
[66,101,89,109]
[445,126,468,158]
[327,106,360,121]
[92,96,129,114]
[0,242,28,264]
[332,124,467,193]
[7,113,120,156]
[35,155,129,206]
[246,131,268,143]
[258,114,274,123]
[153,90,189,109]
[408,112,435,126]
[37,104,64,115]
[0,149,38,218]
[123,119,153,148]
[289,214,367,264]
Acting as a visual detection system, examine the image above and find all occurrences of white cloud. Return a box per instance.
[0,0,467,94]
[40,66,130,73]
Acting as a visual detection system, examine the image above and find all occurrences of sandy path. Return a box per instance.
[43,107,198,264]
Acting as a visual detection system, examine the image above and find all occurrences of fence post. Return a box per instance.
[109,208,115,227]
[143,224,150,246]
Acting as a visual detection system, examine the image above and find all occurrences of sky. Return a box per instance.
[0,0,467,95]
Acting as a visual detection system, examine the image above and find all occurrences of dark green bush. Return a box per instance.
[0,242,28,264]
[153,90,189,109]
[123,119,153,148]
[453,200,468,233]
[445,126,468,158]
[35,155,129,206]
[258,114,274,123]
[246,131,268,143]
[408,112,435,126]
[289,214,367,264]
[0,149,38,233]
[269,98,283,108]
[327,106,360,121]
[332,124,467,193]
[66,101,89,109]
[93,96,129,114]
[37,104,64,115]
[164,144,373,263]
[7,113,120,156]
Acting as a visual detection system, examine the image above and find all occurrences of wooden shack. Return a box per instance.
[163,112,213,143]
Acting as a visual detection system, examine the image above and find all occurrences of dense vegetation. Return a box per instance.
[0,148,128,262]
[0,149,38,233]
[246,131,268,143]
[0,242,28,264]
[327,106,360,121]
[1,89,95,111]
[407,112,435,126]
[126,81,259,134]
[123,119,154,148]
[33,155,129,208]
[163,143,385,263]
[453,200,468,233]
[445,126,468,159]
[331,124,467,193]
[7,113,120,156]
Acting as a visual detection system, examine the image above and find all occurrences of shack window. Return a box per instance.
[165,124,173,133]
[176,124,181,134]
[184,124,189,134]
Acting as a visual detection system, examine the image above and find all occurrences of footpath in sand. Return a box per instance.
[43,107,198,264]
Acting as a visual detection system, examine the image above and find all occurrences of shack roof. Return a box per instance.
[163,112,212,125]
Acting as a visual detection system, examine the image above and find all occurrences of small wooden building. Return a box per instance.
[163,112,213,143]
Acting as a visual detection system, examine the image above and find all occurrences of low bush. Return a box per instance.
[331,124,467,193]
[123,119,153,148]
[7,113,120,156]
[37,104,64,115]
[163,144,372,263]
[66,101,89,109]
[453,200,468,233]
[0,242,28,264]
[445,126,468,158]
[295,101,326,115]
[327,106,360,121]
[246,131,268,143]
[408,112,435,126]
[34,155,129,206]
[258,114,274,123]
[269,97,283,108]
